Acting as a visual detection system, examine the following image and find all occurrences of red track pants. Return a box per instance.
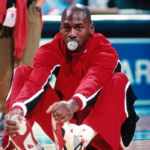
[2,65,130,150]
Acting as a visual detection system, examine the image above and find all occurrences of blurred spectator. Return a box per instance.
[42,0,84,15]
[84,0,119,14]
[0,0,46,131]
[42,0,118,15]
[84,0,150,14]
[87,0,109,9]
[42,0,150,15]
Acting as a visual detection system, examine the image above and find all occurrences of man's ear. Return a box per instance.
[89,22,94,35]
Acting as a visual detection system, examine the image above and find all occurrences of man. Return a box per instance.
[2,4,139,150]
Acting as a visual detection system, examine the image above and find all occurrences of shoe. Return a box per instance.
[120,84,139,148]
[10,114,44,150]
[121,108,139,148]
[51,116,86,150]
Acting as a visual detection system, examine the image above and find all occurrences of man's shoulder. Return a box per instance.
[87,33,115,55]
[89,33,112,49]
[92,33,109,43]
[53,32,63,40]
[48,33,63,46]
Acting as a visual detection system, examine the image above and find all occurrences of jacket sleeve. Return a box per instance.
[72,38,121,110]
[12,40,63,116]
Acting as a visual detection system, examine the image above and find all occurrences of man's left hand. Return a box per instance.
[46,99,80,124]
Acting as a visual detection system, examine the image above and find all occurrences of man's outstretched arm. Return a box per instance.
[11,34,63,116]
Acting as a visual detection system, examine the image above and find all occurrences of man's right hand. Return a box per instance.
[3,108,24,137]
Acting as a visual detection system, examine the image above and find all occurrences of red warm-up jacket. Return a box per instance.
[9,33,121,116]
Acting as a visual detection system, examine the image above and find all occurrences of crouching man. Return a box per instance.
[2,4,139,150]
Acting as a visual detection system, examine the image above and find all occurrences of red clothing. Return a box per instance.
[13,0,28,59]
[3,33,138,150]
[0,0,7,23]
[3,66,128,150]
[0,0,43,59]
[0,0,28,59]
[7,33,120,115]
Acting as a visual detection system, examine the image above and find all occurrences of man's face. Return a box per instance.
[60,9,94,52]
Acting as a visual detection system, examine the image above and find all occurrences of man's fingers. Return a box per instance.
[6,129,19,137]
[46,106,53,114]
[4,123,20,137]
[5,125,20,131]
[4,114,10,121]
[6,120,17,126]
[46,102,59,114]
[55,117,69,124]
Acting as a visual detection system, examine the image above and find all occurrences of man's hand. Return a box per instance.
[3,108,23,137]
[46,99,80,124]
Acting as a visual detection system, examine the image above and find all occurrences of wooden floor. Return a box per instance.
[0,106,150,150]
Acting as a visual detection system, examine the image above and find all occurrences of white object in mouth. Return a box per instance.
[67,41,78,51]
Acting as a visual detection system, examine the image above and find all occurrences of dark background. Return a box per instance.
[42,17,150,38]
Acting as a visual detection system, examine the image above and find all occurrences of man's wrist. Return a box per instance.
[13,107,23,112]
[12,107,24,115]
[70,99,80,113]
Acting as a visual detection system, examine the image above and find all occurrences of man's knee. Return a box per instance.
[111,72,129,86]
[102,72,130,94]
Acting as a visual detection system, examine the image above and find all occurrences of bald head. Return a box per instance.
[61,4,91,24]
[60,4,94,53]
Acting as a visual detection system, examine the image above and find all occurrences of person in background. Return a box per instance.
[42,0,118,15]
[84,0,150,14]
[0,0,46,131]
[84,0,119,14]
[42,0,84,15]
